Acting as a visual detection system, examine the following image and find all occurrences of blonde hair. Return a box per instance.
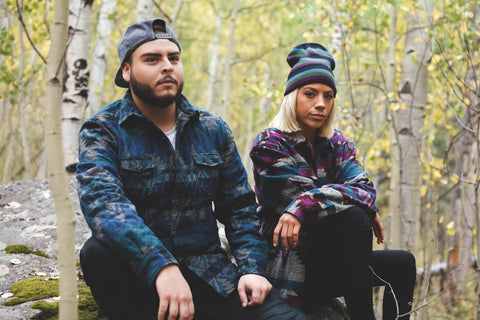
[270,89,335,139]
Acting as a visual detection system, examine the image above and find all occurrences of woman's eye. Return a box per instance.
[305,91,315,98]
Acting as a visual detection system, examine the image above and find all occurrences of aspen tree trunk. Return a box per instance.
[396,0,431,252]
[387,4,402,249]
[2,106,16,184]
[88,0,117,114]
[45,0,77,318]
[444,5,480,311]
[137,0,153,20]
[17,19,32,178]
[169,0,183,29]
[464,6,480,319]
[62,0,92,172]
[0,0,7,68]
[220,0,240,122]
[446,103,477,302]
[206,13,222,113]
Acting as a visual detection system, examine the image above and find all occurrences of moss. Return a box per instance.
[2,278,101,320]
[3,278,58,306]
[4,244,49,258]
[30,301,58,320]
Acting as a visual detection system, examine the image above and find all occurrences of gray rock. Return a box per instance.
[0,177,90,318]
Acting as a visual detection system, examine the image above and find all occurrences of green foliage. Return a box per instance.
[4,244,49,258]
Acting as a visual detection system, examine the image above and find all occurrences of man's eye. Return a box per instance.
[170,56,180,62]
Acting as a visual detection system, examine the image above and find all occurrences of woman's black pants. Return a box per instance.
[304,207,416,320]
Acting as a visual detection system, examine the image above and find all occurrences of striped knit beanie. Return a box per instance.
[284,42,336,96]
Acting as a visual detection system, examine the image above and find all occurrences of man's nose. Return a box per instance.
[161,59,173,74]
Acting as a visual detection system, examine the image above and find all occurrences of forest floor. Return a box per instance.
[0,177,90,319]
[0,177,349,320]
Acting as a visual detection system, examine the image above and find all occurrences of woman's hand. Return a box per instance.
[371,213,384,245]
[273,213,301,250]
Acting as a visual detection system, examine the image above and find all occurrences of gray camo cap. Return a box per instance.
[115,18,181,88]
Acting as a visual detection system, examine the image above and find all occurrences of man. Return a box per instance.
[77,18,307,320]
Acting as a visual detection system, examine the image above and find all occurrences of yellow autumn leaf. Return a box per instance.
[447,221,456,236]
[450,175,459,184]
[419,185,427,197]
[391,103,400,111]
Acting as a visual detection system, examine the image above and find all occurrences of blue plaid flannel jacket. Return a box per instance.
[76,90,267,296]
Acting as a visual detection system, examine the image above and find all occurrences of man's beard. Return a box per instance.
[130,71,184,108]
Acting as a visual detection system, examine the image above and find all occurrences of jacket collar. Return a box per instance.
[269,128,334,151]
[117,90,199,129]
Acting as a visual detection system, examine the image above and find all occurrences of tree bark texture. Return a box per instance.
[137,0,153,21]
[88,0,117,115]
[45,0,78,318]
[62,0,92,171]
[396,0,432,252]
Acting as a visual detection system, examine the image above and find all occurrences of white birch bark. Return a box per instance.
[137,0,153,21]
[387,4,402,249]
[220,0,240,122]
[1,108,16,184]
[169,0,184,29]
[88,0,117,114]
[0,0,8,68]
[0,0,9,118]
[17,19,32,178]
[62,0,92,171]
[206,13,222,113]
[396,0,432,251]
[45,0,77,317]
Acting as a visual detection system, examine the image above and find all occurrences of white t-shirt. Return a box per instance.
[165,126,177,150]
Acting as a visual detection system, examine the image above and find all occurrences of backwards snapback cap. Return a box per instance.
[115,18,181,88]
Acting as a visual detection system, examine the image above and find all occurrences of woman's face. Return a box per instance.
[295,82,334,139]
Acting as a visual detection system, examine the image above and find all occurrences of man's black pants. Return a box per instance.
[80,237,307,320]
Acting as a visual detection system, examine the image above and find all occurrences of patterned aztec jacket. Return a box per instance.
[249,127,378,308]
[76,90,267,296]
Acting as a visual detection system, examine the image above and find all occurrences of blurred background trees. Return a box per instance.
[1,0,479,318]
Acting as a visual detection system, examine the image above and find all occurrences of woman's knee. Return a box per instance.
[342,207,372,229]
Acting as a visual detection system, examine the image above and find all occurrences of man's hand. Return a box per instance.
[273,213,301,250]
[155,265,194,320]
[371,213,385,245]
[237,274,273,307]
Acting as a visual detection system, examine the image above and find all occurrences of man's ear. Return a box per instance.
[121,62,131,84]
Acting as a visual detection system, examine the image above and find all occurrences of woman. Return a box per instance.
[250,43,416,320]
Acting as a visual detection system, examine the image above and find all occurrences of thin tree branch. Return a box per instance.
[15,0,47,64]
